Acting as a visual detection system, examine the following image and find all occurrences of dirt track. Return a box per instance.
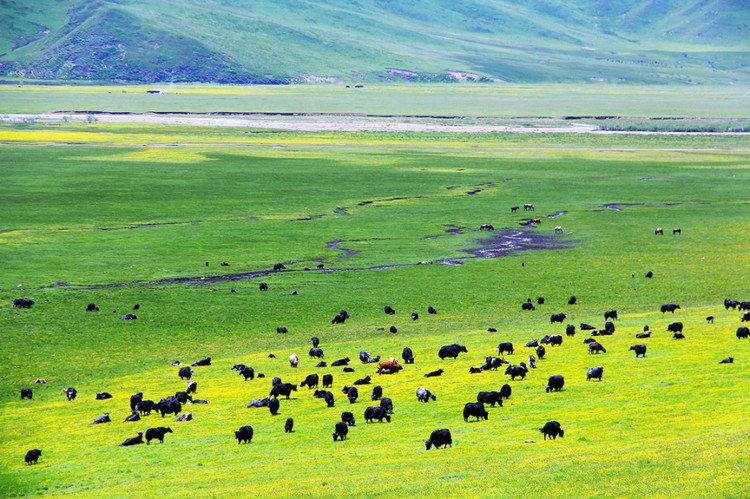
[2,113,748,135]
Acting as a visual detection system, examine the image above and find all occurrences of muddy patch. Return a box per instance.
[462,229,576,258]
[444,224,465,235]
[599,203,645,212]
[466,189,482,196]
[325,240,360,258]
[333,207,350,216]
[291,214,325,222]
[547,211,567,219]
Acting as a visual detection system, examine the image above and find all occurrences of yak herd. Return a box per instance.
[15,292,750,465]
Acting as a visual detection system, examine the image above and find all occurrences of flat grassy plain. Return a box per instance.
[1,121,750,496]
[1,83,749,117]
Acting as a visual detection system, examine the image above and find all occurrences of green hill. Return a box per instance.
[1,0,748,84]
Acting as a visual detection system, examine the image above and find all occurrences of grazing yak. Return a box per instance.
[289,353,300,368]
[480,224,495,231]
[528,355,537,369]
[522,301,535,311]
[389,326,398,334]
[588,341,607,354]
[136,400,156,415]
[428,306,438,315]
[384,306,396,315]
[526,339,539,347]
[322,374,333,388]
[482,356,507,371]
[439,344,468,360]
[174,391,192,404]
[259,282,268,291]
[333,421,349,441]
[541,335,563,346]
[740,302,750,311]
[376,358,402,375]
[156,397,182,417]
[741,313,750,323]
[425,429,452,450]
[672,332,686,340]
[273,263,285,271]
[240,367,255,381]
[186,381,197,394]
[25,449,42,464]
[550,313,567,324]
[655,227,664,235]
[309,348,324,359]
[661,304,681,314]
[566,324,576,336]
[586,366,604,381]
[424,368,444,378]
[630,344,647,357]
[379,397,394,414]
[235,426,253,444]
[342,367,355,373]
[500,384,512,400]
[719,357,734,364]
[145,427,172,444]
[537,297,545,305]
[311,336,320,348]
[667,322,683,333]
[269,397,280,415]
[737,327,750,339]
[364,406,391,423]
[673,227,681,235]
[371,385,383,400]
[417,387,436,403]
[524,204,535,211]
[316,362,327,368]
[497,342,514,355]
[342,386,359,404]
[540,421,564,440]
[604,310,618,320]
[301,373,319,389]
[20,388,32,400]
[120,433,143,446]
[536,345,546,359]
[13,298,34,309]
[568,296,577,305]
[191,357,211,367]
[580,323,595,331]
[324,392,335,407]
[505,363,528,381]
[402,347,414,364]
[636,331,651,339]
[63,387,77,401]
[354,376,372,385]
[86,303,99,312]
[270,383,297,399]
[724,299,740,310]
[477,391,503,407]
[463,402,489,422]
[277,326,288,334]
[96,392,113,400]
[332,313,347,324]
[546,375,565,392]
[341,411,356,427]
[178,367,194,380]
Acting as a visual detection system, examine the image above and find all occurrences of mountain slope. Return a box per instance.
[1,0,748,84]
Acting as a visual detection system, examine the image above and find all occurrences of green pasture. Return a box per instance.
[1,123,749,496]
[1,83,749,117]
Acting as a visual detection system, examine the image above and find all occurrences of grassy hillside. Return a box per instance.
[1,0,748,84]
[0,122,749,495]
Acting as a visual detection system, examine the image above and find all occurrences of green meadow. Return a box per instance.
[1,83,749,117]
[1,121,749,496]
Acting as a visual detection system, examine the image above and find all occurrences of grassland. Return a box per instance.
[1,83,750,118]
[1,121,749,496]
